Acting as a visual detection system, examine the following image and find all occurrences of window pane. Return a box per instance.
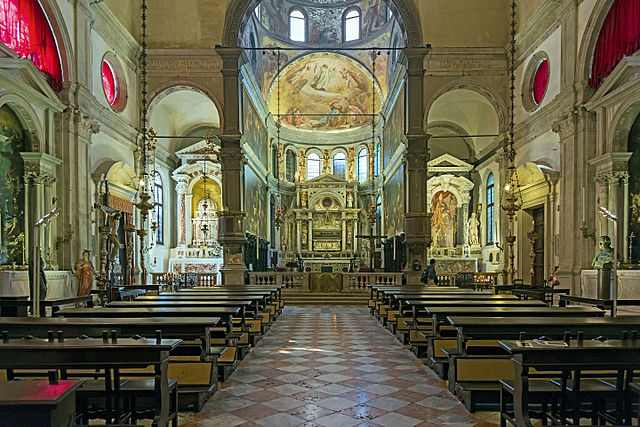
[333,153,346,180]
[290,10,305,42]
[345,10,360,41]
[307,153,320,179]
[486,173,494,244]
[286,151,296,181]
[358,149,368,182]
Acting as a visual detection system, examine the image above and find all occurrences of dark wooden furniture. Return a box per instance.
[0,337,180,427]
[0,379,83,427]
[0,296,94,317]
[513,287,570,305]
[559,295,640,316]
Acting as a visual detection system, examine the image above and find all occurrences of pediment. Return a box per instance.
[304,172,347,185]
[175,139,220,162]
[427,154,473,172]
[589,54,640,106]
[0,58,64,111]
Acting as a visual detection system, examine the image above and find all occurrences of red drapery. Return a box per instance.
[532,59,549,105]
[102,60,116,106]
[590,0,640,88]
[0,0,62,91]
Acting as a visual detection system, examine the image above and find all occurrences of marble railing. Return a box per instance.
[248,272,404,292]
[249,272,309,290]
[342,273,404,290]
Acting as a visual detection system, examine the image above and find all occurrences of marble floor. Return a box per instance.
[179,306,500,426]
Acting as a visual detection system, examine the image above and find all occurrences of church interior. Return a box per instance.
[1,0,640,425]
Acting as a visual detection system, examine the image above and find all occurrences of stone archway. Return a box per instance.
[222,0,423,48]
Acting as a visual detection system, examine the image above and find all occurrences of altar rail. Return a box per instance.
[248,272,404,292]
[151,273,217,288]
[436,272,499,287]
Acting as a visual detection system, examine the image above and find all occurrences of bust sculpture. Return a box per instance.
[592,235,614,268]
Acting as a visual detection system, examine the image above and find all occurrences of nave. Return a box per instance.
[181,306,490,427]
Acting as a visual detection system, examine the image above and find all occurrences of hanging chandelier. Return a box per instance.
[134,0,157,284]
[501,0,523,283]
[273,48,285,231]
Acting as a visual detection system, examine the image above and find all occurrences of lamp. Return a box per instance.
[598,206,618,316]
[500,0,523,284]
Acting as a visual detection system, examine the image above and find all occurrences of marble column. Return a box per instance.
[296,218,301,254]
[216,47,246,284]
[176,181,187,246]
[403,47,431,283]
[341,214,347,252]
[607,174,618,239]
[596,174,609,237]
[308,214,313,251]
[623,172,630,260]
[462,202,470,247]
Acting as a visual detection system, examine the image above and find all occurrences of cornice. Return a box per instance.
[425,48,507,77]
[0,59,65,111]
[512,0,567,68]
[91,3,139,66]
[147,49,223,76]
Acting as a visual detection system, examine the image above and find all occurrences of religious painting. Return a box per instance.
[0,106,25,265]
[431,191,458,249]
[267,52,382,131]
[383,164,404,236]
[628,112,640,262]
[382,86,404,167]
[244,166,268,239]
[242,89,268,163]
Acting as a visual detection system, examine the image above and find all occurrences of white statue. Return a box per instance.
[468,212,480,246]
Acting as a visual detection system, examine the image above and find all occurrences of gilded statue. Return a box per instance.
[74,249,95,300]
[592,235,614,268]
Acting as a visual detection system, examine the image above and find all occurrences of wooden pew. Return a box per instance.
[0,336,181,426]
[0,378,83,427]
[446,316,640,412]
[500,338,640,426]
[0,296,94,317]
[55,307,242,382]
[0,316,220,411]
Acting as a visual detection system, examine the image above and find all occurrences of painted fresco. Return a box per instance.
[268,52,382,131]
[0,105,25,264]
[382,86,404,166]
[244,165,268,238]
[431,191,458,248]
[383,164,404,236]
[242,89,268,163]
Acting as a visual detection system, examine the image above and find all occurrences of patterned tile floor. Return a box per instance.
[179,306,500,426]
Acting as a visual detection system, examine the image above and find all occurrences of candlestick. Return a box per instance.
[393,235,396,260]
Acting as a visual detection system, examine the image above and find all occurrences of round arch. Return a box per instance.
[0,92,45,151]
[39,0,75,84]
[222,0,423,48]
[148,81,224,132]
[576,0,615,93]
[609,97,640,152]
[424,79,508,134]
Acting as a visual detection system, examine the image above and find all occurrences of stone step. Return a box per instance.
[284,293,368,305]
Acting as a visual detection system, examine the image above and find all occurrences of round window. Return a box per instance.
[101,53,127,111]
[532,59,549,106]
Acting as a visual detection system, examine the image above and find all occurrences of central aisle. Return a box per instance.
[181,306,497,426]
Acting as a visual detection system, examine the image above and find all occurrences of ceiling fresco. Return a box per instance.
[267,52,382,131]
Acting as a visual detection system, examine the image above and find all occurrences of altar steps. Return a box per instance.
[283,292,368,305]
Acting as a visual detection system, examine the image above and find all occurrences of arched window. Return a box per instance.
[374,141,380,177]
[102,59,118,106]
[333,152,346,180]
[153,172,164,245]
[357,148,368,182]
[376,195,382,242]
[0,0,63,90]
[589,0,640,88]
[285,150,296,182]
[344,9,360,42]
[486,173,494,244]
[271,145,279,178]
[307,152,320,180]
[289,9,306,42]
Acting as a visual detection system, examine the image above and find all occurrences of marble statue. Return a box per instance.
[467,212,480,246]
[592,235,614,268]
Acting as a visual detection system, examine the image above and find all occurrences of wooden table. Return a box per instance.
[142,294,271,311]
[0,379,84,426]
[0,296,94,317]
[424,306,605,336]
[559,295,640,316]
[0,337,181,426]
[513,287,570,305]
[500,339,640,426]
[55,306,241,335]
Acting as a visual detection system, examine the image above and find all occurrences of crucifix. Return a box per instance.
[355,203,386,270]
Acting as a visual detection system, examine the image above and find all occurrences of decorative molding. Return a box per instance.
[147,49,223,76]
[425,48,507,76]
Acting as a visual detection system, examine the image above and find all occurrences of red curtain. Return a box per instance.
[532,59,549,105]
[590,0,640,88]
[102,60,116,105]
[0,0,62,91]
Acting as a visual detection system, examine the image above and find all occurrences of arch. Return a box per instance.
[424,79,508,134]
[308,191,345,210]
[576,0,615,92]
[486,172,495,244]
[35,0,74,84]
[357,145,369,182]
[0,92,44,151]
[343,7,361,42]
[148,81,224,132]
[222,0,423,48]
[609,97,640,152]
[426,120,476,160]
[332,150,347,179]
[288,7,307,42]
[306,150,321,180]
